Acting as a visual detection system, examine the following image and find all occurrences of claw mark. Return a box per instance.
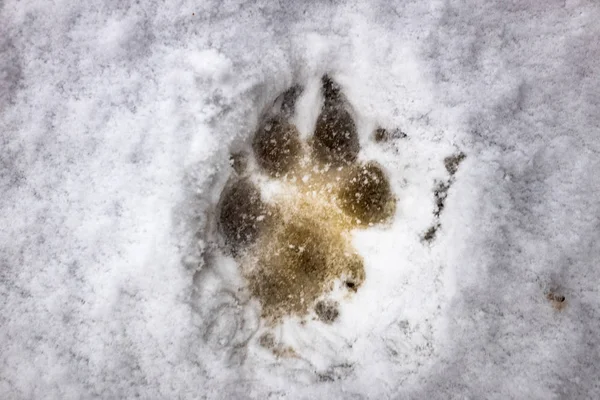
[423,152,465,243]
[311,75,360,166]
[279,84,303,117]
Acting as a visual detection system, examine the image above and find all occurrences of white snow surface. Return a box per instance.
[1,0,600,399]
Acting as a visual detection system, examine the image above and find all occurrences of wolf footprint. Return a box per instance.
[216,75,396,322]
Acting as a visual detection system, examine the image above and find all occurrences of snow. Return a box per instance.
[1,0,600,399]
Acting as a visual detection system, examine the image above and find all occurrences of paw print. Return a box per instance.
[216,75,396,321]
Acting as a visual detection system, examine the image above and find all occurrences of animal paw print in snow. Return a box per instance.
[217,75,396,322]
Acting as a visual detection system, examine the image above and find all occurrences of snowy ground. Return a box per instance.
[2,0,600,399]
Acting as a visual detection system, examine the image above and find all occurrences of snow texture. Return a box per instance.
[1,0,600,399]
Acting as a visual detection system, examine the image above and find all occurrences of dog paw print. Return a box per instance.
[216,75,396,322]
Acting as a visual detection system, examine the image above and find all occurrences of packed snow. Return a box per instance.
[1,0,599,399]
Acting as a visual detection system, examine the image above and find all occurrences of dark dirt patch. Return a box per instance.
[373,127,407,143]
[546,291,566,311]
[424,153,465,243]
[423,224,439,243]
[433,181,449,218]
[444,152,466,176]
[345,279,357,292]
